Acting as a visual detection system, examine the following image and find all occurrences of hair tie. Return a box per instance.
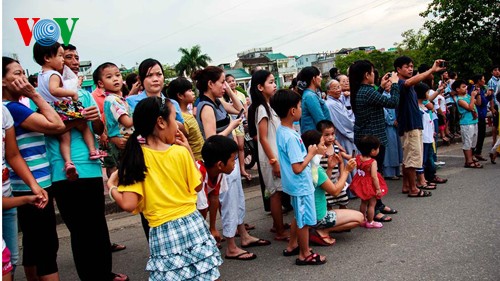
[297,80,307,91]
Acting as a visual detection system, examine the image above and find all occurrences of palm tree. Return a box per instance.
[175,45,212,77]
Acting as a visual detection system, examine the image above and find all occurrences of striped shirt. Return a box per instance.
[3,101,51,191]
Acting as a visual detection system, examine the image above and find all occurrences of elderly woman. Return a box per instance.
[337,74,355,122]
[325,79,356,156]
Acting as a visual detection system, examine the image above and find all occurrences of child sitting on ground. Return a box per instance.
[270,89,327,266]
[349,135,388,228]
[33,42,105,180]
[195,135,238,247]
[168,77,204,161]
[316,120,351,209]
[301,130,363,246]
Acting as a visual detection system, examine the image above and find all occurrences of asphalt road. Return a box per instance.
[14,138,500,281]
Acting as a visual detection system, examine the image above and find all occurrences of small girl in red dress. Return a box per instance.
[350,135,388,229]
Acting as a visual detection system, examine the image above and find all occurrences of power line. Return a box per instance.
[110,0,248,61]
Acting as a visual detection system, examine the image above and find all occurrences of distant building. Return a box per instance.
[296,54,320,71]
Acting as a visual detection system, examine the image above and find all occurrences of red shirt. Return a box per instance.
[196,160,222,197]
[91,88,106,121]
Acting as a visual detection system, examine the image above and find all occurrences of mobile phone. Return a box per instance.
[387,73,392,78]
[351,149,356,158]
[440,61,449,68]
[236,108,244,119]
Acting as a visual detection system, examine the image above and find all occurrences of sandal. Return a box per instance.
[309,229,335,246]
[283,246,300,257]
[241,238,271,248]
[490,153,497,164]
[365,221,383,228]
[225,251,257,261]
[110,243,126,252]
[408,190,432,198]
[64,162,79,181]
[296,253,326,266]
[89,150,108,160]
[380,205,398,214]
[474,155,487,161]
[429,176,447,184]
[270,223,291,233]
[374,214,392,222]
[111,272,129,281]
[464,162,483,168]
[416,185,437,190]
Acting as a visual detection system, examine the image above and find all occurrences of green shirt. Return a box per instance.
[313,166,329,221]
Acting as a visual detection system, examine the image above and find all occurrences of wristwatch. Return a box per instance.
[269,158,277,165]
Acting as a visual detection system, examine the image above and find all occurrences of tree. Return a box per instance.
[420,0,500,78]
[175,45,212,77]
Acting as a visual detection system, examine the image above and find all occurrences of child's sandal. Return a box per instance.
[64,162,79,181]
[89,150,107,160]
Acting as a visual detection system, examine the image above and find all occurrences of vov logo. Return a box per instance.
[14,18,79,46]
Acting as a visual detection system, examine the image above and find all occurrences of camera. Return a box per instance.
[440,61,449,68]
[387,73,392,78]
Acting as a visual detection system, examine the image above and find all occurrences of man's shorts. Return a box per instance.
[460,124,478,150]
[315,210,337,229]
[290,193,316,229]
[401,129,423,168]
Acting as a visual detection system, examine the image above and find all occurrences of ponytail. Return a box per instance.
[118,131,146,186]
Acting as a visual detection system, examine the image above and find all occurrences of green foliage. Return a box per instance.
[175,45,212,77]
[235,86,247,97]
[420,0,500,78]
[335,50,398,75]
[162,64,177,78]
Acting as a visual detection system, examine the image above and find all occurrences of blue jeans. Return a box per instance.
[423,143,436,180]
[2,207,18,271]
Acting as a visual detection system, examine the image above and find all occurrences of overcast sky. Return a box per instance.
[3,0,431,75]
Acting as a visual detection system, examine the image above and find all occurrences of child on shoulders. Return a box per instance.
[33,42,106,180]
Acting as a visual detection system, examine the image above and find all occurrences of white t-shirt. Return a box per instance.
[2,105,14,197]
[420,106,435,144]
[434,94,446,113]
[256,104,280,163]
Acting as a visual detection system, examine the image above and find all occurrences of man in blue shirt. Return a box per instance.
[487,65,499,145]
[395,56,446,198]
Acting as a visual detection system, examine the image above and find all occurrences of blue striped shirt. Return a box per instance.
[3,101,51,191]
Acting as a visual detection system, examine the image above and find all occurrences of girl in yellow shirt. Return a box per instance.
[108,96,222,280]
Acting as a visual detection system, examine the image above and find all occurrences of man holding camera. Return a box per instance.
[394,56,446,198]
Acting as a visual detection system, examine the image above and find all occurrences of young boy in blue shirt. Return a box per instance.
[270,89,327,266]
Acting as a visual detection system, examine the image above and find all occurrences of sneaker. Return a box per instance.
[435,161,446,166]
[365,221,383,228]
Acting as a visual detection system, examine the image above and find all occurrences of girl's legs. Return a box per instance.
[59,131,73,164]
[75,122,99,157]
[366,197,377,223]
[236,135,251,180]
[326,209,364,232]
[359,200,368,222]
[269,191,288,240]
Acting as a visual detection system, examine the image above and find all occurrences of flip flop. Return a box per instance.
[296,253,326,266]
[241,239,271,248]
[225,251,257,261]
[309,230,335,246]
[374,214,392,222]
[111,273,129,281]
[408,190,432,197]
[274,235,290,242]
[417,185,437,190]
[244,223,256,230]
[429,176,448,184]
[464,162,483,168]
[270,223,291,233]
[110,243,126,252]
[283,246,300,257]
[380,206,398,214]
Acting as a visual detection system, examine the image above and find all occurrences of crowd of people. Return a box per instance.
[2,40,499,280]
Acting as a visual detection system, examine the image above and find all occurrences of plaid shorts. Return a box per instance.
[147,211,222,281]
